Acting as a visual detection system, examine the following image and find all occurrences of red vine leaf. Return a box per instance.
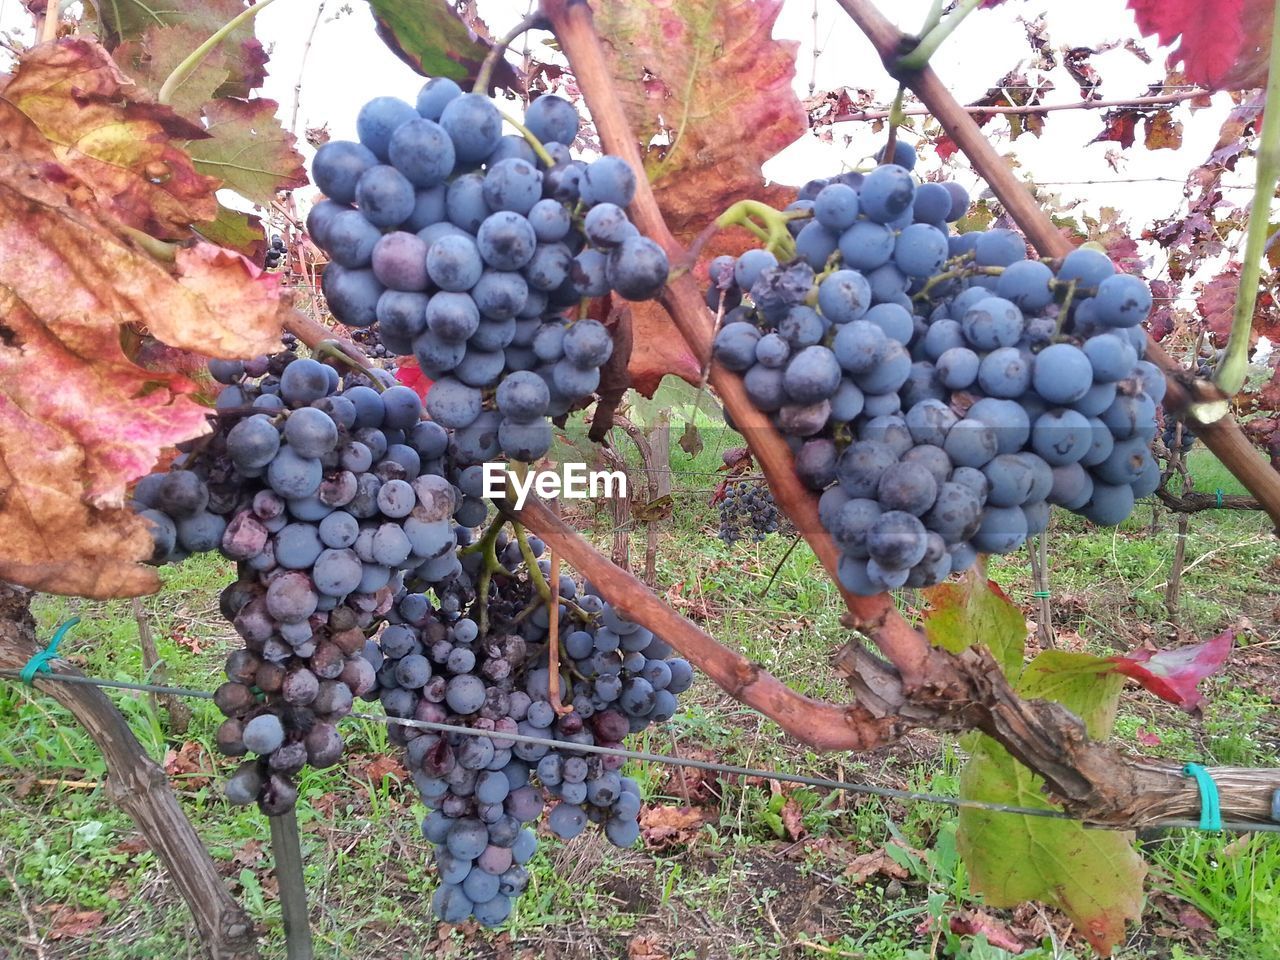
[366,0,518,93]
[591,0,806,245]
[1196,268,1241,343]
[1,39,219,239]
[1091,109,1140,149]
[1127,0,1272,91]
[1108,629,1235,714]
[395,358,434,400]
[186,98,307,207]
[935,133,960,162]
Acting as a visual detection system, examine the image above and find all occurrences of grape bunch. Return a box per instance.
[709,141,1161,595]
[349,325,396,364]
[130,353,479,813]
[365,527,691,926]
[307,79,670,465]
[264,234,286,271]
[717,480,781,544]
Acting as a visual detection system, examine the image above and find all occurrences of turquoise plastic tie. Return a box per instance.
[1031,591,1051,599]
[1215,489,1224,508]
[20,617,80,684]
[1183,763,1222,832]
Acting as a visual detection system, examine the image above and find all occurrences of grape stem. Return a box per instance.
[475,10,549,94]
[910,261,1002,302]
[497,109,556,168]
[1052,278,1078,341]
[715,200,801,261]
[893,0,983,73]
[464,513,510,637]
[1212,0,1280,405]
[158,0,281,105]
[312,340,385,389]
[121,227,178,263]
[881,85,905,163]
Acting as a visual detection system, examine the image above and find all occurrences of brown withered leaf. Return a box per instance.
[40,906,106,940]
[949,911,1028,953]
[627,936,670,960]
[626,300,702,396]
[632,494,674,523]
[639,804,709,848]
[2,39,219,238]
[780,797,806,841]
[1144,110,1184,150]
[677,420,703,458]
[187,97,307,206]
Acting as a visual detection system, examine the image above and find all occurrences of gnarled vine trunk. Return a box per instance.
[0,582,259,960]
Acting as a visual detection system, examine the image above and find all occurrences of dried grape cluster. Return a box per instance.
[710,142,1161,594]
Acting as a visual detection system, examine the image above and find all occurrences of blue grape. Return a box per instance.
[313,141,378,204]
[483,158,543,215]
[324,210,381,268]
[977,347,1032,398]
[817,270,872,324]
[860,164,915,223]
[445,173,489,233]
[525,94,580,147]
[1058,247,1115,288]
[425,377,483,428]
[814,183,860,230]
[356,97,417,160]
[371,232,429,292]
[912,182,952,224]
[387,118,455,187]
[439,93,502,162]
[607,236,669,300]
[995,259,1055,311]
[581,156,637,207]
[477,212,538,271]
[355,165,415,228]
[974,229,1026,267]
[416,77,462,120]
[1031,343,1093,404]
[894,223,949,277]
[839,221,895,271]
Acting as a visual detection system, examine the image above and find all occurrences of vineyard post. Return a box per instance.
[268,810,314,960]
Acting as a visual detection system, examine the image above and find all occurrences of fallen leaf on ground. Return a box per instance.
[639,804,709,848]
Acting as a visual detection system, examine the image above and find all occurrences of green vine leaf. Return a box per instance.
[364,0,518,92]
[922,574,1027,680]
[187,98,306,206]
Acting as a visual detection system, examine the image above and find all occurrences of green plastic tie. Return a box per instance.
[1183,763,1223,832]
[1215,489,1224,507]
[1031,591,1051,599]
[20,617,80,685]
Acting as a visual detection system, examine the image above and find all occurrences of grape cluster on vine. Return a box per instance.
[306,79,669,465]
[710,141,1162,594]
[717,480,782,544]
[264,234,286,272]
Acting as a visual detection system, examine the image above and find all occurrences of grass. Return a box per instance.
[0,430,1277,959]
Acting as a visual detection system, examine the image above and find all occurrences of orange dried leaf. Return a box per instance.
[639,804,708,848]
[1144,110,1184,150]
[2,39,220,238]
[172,244,289,357]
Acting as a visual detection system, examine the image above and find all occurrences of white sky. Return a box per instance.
[0,0,1259,315]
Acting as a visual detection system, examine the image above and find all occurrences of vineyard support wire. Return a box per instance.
[3,668,1279,835]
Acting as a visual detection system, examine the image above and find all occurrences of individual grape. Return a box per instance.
[853,340,911,395]
[971,505,1028,554]
[936,347,979,390]
[977,347,1032,399]
[444,173,489,233]
[371,232,429,292]
[794,222,839,270]
[1083,334,1138,383]
[438,93,502,162]
[1078,480,1134,525]
[1094,273,1152,327]
[525,94,580,148]
[416,76,462,120]
[387,118,455,188]
[483,158,543,215]
[606,236,670,301]
[839,221,895,271]
[562,320,614,368]
[875,140,917,169]
[782,346,841,405]
[581,156,637,207]
[284,407,339,459]
[961,297,1023,350]
[228,415,281,471]
[267,448,323,499]
[995,260,1055,311]
[355,165,416,229]
[866,511,928,570]
[814,183,860,230]
[878,461,938,515]
[733,249,777,291]
[894,223,948,277]
[312,141,378,205]
[425,377,483,429]
[859,164,915,223]
[968,398,1030,454]
[943,418,998,468]
[477,212,538,271]
[1031,409,1093,466]
[498,419,553,461]
[974,229,1026,267]
[863,302,914,345]
[243,714,285,755]
[1031,343,1093,404]
[817,270,872,324]
[423,233,482,293]
[324,267,384,328]
[832,321,886,374]
[911,182,952,224]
